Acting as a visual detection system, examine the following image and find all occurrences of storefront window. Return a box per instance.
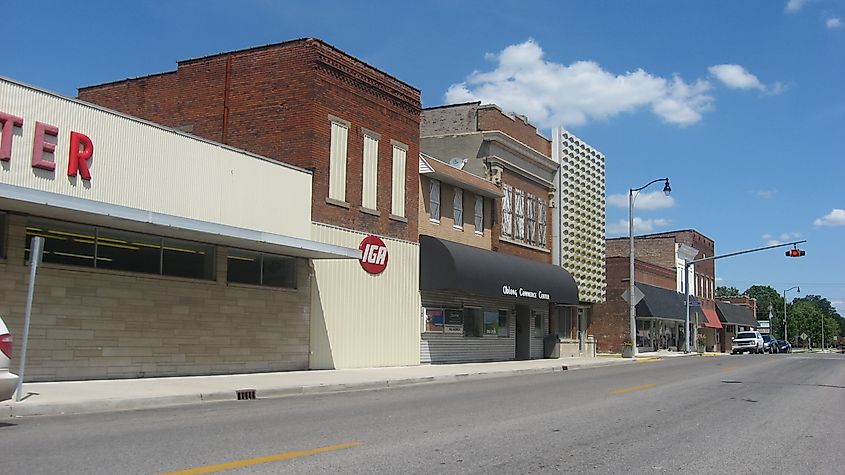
[557,306,574,339]
[227,250,297,289]
[497,310,509,337]
[424,308,444,333]
[463,308,483,337]
[444,309,463,334]
[636,319,652,348]
[483,311,498,335]
[25,218,215,280]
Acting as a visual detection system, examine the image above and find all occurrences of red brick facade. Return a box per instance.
[79,38,421,241]
[591,256,676,352]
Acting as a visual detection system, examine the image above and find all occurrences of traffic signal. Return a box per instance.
[785,248,805,257]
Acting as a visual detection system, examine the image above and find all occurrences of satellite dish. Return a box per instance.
[448,157,466,170]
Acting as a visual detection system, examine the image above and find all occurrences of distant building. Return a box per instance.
[594,229,719,353]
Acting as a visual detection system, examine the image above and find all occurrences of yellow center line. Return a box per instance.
[608,383,656,395]
[635,357,661,363]
[161,441,363,475]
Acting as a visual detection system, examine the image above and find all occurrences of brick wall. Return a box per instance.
[590,256,676,352]
[418,176,493,249]
[0,215,311,381]
[477,106,551,156]
[79,38,421,242]
[606,236,677,270]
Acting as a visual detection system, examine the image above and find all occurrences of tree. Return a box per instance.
[745,285,784,338]
[716,286,740,297]
[793,295,844,345]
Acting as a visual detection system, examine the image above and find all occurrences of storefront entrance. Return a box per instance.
[515,305,531,360]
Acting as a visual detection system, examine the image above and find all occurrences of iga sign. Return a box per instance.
[0,110,94,180]
[359,235,388,274]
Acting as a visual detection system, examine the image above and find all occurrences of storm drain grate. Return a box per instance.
[236,389,256,400]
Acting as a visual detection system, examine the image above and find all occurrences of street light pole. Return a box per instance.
[684,240,807,355]
[629,178,671,357]
[783,286,799,343]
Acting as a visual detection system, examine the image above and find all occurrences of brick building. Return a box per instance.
[79,38,424,369]
[593,230,720,353]
[418,103,582,361]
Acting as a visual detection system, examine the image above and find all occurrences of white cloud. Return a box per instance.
[444,39,714,128]
[607,217,670,235]
[763,231,803,245]
[785,0,809,13]
[754,189,777,198]
[814,208,845,226]
[708,64,785,95]
[607,191,675,210]
[827,17,843,29]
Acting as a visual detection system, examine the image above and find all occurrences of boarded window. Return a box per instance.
[429,179,441,222]
[453,187,463,228]
[362,132,379,210]
[391,143,407,217]
[328,119,349,201]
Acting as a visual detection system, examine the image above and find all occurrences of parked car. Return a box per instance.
[1,316,19,401]
[731,330,764,354]
[761,334,778,354]
[775,340,792,353]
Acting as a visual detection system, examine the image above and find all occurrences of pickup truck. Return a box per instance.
[731,330,764,354]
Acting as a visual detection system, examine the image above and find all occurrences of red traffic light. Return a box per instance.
[785,249,806,257]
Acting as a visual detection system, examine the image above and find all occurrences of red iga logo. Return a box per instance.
[359,235,388,274]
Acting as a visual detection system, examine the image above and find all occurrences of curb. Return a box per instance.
[3,359,634,418]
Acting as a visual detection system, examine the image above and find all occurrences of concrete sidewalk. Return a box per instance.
[1,351,700,418]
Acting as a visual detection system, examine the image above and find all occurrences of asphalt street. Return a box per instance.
[3,353,843,474]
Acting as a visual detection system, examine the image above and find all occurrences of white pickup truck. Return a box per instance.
[731,330,764,354]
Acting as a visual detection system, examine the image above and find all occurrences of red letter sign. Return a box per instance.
[68,131,94,180]
[31,121,58,171]
[0,111,23,161]
[359,235,389,275]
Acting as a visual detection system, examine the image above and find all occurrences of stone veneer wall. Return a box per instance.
[0,214,311,381]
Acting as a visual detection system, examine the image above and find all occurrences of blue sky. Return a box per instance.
[4,0,844,314]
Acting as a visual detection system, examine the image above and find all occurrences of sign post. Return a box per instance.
[15,237,43,402]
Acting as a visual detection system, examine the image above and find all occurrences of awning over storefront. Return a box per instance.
[634,282,686,322]
[419,235,578,305]
[700,307,722,329]
[715,301,758,328]
[0,183,361,260]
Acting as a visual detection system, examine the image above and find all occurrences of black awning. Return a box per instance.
[715,301,758,327]
[419,235,578,305]
[635,282,687,322]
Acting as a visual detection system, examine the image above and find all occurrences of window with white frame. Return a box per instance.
[361,131,379,210]
[429,179,441,222]
[526,193,537,244]
[474,195,483,235]
[391,142,407,217]
[501,184,513,237]
[537,198,547,247]
[453,187,463,228]
[514,188,525,241]
[328,118,349,202]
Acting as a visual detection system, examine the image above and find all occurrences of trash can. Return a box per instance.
[543,333,560,358]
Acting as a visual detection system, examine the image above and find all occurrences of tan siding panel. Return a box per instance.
[309,223,420,368]
[0,79,312,239]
